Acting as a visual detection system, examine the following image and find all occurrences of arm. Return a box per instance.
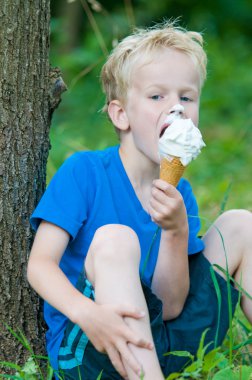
[27,221,88,320]
[149,180,189,321]
[27,221,152,378]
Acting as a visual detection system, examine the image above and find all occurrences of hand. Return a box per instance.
[77,302,153,378]
[149,179,187,231]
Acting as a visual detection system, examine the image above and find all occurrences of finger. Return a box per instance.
[116,305,146,319]
[118,341,143,377]
[151,189,184,214]
[149,198,172,222]
[153,179,178,194]
[149,196,170,214]
[149,207,163,223]
[107,345,128,378]
[148,204,160,221]
[124,327,154,350]
[151,186,170,204]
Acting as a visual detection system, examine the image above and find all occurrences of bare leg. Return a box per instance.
[203,210,252,323]
[85,224,164,380]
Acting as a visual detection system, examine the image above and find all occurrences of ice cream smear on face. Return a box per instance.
[159,104,206,166]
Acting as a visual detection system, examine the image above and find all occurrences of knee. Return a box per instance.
[216,209,252,237]
[212,210,252,251]
[89,224,141,264]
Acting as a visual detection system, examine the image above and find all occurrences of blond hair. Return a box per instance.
[101,20,207,113]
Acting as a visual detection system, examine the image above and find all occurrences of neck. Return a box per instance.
[119,143,160,213]
[119,146,159,185]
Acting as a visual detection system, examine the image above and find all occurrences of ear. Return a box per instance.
[107,100,129,131]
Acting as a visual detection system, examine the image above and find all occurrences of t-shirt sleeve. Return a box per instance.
[30,153,90,240]
[178,179,205,254]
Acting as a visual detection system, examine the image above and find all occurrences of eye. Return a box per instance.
[150,95,163,101]
[180,96,191,102]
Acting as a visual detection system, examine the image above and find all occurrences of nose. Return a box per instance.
[169,103,184,116]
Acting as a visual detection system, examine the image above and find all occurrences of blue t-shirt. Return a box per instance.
[31,145,204,370]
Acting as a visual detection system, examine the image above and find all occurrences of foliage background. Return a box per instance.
[49,0,252,227]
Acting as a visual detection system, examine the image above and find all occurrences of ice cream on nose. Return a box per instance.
[159,104,205,186]
[169,103,184,118]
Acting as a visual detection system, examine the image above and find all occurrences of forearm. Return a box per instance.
[151,225,189,320]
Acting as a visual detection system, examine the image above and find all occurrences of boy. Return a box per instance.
[27,21,252,380]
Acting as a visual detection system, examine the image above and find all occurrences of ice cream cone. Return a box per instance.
[160,156,185,187]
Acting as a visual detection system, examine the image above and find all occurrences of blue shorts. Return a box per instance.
[57,252,239,379]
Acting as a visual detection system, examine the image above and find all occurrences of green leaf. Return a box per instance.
[164,351,194,361]
[182,360,202,376]
[216,354,230,370]
[165,372,182,380]
[194,328,215,369]
[23,375,38,380]
[212,365,252,380]
[96,370,103,380]
[21,358,38,375]
[237,365,252,380]
[212,367,235,380]
[202,349,226,372]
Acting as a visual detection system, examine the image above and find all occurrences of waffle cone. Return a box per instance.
[160,156,185,186]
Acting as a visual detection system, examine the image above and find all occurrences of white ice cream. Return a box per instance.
[159,106,205,166]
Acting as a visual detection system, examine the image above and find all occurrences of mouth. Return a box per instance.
[159,123,170,138]
[159,114,184,138]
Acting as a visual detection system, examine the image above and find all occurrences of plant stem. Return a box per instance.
[124,0,135,28]
[80,0,108,56]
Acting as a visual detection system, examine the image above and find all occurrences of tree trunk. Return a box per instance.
[0,0,65,369]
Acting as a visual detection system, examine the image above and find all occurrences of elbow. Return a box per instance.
[27,257,34,287]
[27,256,38,289]
[163,287,189,321]
[163,302,184,321]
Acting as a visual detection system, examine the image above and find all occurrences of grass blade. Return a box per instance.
[196,328,211,360]
[2,322,30,350]
[218,182,232,215]
[140,226,160,279]
[213,264,252,301]
[211,225,234,364]
[96,370,103,379]
[0,361,22,371]
[222,338,252,354]
[210,266,222,348]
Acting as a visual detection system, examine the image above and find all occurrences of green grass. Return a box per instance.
[1,307,251,379]
[1,208,252,379]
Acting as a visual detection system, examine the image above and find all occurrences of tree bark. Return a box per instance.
[0,0,65,369]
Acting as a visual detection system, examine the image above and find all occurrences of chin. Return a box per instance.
[150,156,160,166]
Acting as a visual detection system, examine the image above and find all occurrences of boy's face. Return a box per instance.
[122,48,201,164]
